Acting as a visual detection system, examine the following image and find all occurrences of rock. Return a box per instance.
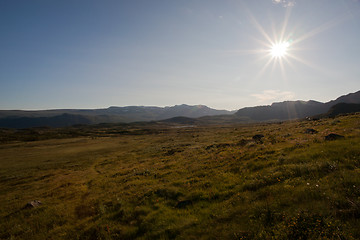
[165,149,182,156]
[325,133,345,141]
[236,139,249,147]
[252,134,264,143]
[175,200,193,209]
[24,200,42,209]
[305,128,318,134]
[205,143,231,150]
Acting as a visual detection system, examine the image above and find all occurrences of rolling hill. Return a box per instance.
[235,90,360,121]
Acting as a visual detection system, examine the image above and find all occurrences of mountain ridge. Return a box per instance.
[0,104,235,128]
[1,90,359,128]
[235,90,360,121]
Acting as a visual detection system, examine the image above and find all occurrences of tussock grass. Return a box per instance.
[0,114,360,239]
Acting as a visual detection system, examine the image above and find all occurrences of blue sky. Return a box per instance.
[1,0,359,110]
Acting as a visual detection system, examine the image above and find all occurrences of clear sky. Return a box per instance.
[1,0,359,110]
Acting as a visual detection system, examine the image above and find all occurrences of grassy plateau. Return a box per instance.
[0,113,360,239]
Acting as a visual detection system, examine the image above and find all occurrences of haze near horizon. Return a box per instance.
[1,0,360,111]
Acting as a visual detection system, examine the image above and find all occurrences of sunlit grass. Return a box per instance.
[0,113,359,239]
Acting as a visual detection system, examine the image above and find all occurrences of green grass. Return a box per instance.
[0,114,360,239]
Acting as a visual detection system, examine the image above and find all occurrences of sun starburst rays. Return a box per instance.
[291,13,349,46]
[223,3,345,88]
[237,6,344,83]
[270,41,290,58]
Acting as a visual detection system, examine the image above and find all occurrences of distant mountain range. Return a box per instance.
[0,91,359,128]
[0,104,235,128]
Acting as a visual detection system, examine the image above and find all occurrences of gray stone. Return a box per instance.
[24,200,42,209]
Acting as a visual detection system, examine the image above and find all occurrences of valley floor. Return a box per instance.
[1,114,360,239]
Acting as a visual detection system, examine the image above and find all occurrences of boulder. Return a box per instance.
[325,133,344,141]
[175,200,193,209]
[305,128,318,134]
[24,200,42,209]
[252,134,264,143]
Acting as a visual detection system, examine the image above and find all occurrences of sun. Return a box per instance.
[270,41,290,58]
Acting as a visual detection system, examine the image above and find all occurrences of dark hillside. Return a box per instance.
[235,90,360,121]
[235,100,326,121]
[322,103,360,118]
[160,116,200,125]
[325,90,360,106]
[0,113,92,128]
